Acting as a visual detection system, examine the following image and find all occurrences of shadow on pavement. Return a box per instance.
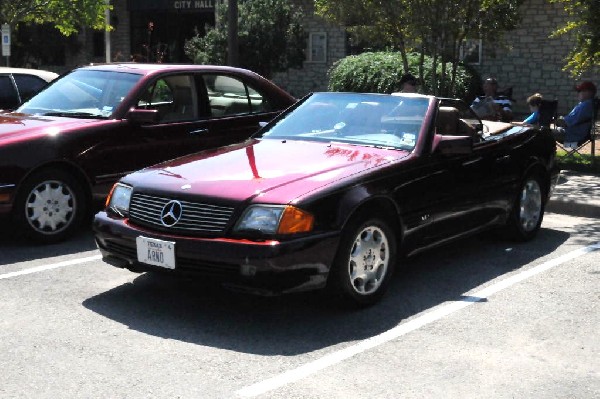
[0,222,98,266]
[82,227,570,356]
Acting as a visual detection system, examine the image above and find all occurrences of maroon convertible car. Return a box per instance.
[0,63,295,242]
[93,92,558,306]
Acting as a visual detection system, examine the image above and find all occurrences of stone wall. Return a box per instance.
[270,0,346,98]
[474,0,599,116]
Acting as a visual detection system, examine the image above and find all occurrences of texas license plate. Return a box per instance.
[136,236,176,269]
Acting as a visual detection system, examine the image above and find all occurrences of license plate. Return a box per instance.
[136,236,176,269]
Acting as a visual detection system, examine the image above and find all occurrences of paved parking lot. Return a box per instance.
[0,213,598,398]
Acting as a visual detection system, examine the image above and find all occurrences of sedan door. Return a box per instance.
[81,72,282,198]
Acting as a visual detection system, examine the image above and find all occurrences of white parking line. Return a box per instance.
[236,242,600,398]
[0,254,102,280]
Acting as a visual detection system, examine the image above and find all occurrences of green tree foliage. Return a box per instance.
[315,0,523,96]
[184,0,306,78]
[550,0,600,76]
[328,51,481,101]
[0,0,110,36]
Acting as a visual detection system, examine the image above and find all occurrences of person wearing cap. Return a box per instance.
[398,73,418,93]
[554,80,597,145]
[470,77,513,122]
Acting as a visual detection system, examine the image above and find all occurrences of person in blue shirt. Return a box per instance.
[523,93,543,125]
[555,81,596,144]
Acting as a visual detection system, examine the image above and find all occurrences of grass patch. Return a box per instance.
[556,150,600,174]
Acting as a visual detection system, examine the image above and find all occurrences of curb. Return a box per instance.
[546,170,600,218]
[546,199,600,218]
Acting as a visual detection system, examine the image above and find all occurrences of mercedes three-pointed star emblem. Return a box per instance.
[160,200,183,227]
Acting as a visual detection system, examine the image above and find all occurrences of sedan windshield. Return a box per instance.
[260,92,431,151]
[17,69,142,118]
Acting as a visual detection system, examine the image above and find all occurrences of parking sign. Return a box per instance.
[2,24,10,57]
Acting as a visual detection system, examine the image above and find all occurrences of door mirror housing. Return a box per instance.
[433,134,473,155]
[126,108,160,125]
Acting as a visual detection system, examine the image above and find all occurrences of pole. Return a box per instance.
[105,0,111,63]
[227,0,239,66]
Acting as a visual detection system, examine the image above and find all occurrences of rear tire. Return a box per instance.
[504,173,545,241]
[13,168,87,244]
[329,216,397,307]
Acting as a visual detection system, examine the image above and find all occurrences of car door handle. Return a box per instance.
[462,157,483,166]
[190,128,209,135]
[495,155,511,163]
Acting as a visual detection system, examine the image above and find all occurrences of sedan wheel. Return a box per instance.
[330,216,396,306]
[26,180,75,233]
[14,169,87,243]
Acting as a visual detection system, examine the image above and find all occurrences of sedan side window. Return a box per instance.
[0,75,19,110]
[13,74,48,103]
[203,74,259,117]
[137,75,198,123]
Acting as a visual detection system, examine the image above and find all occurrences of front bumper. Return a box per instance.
[93,211,340,295]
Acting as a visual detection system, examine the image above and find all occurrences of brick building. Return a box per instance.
[70,0,597,114]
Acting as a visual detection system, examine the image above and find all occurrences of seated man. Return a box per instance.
[471,77,513,122]
[554,81,596,145]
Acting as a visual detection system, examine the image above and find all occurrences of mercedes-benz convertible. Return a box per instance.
[93,92,558,306]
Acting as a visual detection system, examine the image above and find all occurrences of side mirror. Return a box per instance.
[433,134,473,155]
[126,108,160,125]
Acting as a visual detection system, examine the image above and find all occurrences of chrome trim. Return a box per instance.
[0,184,16,189]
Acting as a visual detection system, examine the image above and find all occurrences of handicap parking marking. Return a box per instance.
[236,242,600,398]
[0,254,102,280]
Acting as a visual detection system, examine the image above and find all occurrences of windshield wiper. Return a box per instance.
[43,111,107,119]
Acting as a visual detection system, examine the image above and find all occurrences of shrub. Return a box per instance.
[328,52,481,101]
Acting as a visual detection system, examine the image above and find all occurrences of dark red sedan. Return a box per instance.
[93,92,558,306]
[0,63,295,242]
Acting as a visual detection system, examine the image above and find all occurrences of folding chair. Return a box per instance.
[538,99,558,128]
[556,97,599,163]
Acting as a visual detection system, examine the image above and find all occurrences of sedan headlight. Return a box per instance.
[235,205,314,235]
[105,183,133,217]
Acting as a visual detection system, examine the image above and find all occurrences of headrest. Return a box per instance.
[436,106,459,135]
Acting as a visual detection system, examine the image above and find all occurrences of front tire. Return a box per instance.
[330,216,397,307]
[13,168,87,244]
[504,173,545,241]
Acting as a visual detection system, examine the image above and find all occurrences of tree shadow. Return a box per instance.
[82,227,571,356]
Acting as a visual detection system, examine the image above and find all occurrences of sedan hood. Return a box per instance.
[0,113,104,143]
[125,139,410,204]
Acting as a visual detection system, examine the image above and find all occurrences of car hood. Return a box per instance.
[0,113,105,142]
[125,139,410,204]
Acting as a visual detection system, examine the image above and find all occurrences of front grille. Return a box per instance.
[129,193,235,234]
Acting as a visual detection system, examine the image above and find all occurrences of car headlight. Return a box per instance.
[105,183,133,217]
[234,205,314,235]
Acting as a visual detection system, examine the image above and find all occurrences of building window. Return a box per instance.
[309,32,327,63]
[460,39,482,65]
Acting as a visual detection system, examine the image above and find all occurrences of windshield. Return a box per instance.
[259,92,431,151]
[17,69,142,118]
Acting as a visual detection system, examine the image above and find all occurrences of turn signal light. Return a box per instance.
[277,206,314,234]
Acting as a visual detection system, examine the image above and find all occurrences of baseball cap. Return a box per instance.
[575,81,596,93]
